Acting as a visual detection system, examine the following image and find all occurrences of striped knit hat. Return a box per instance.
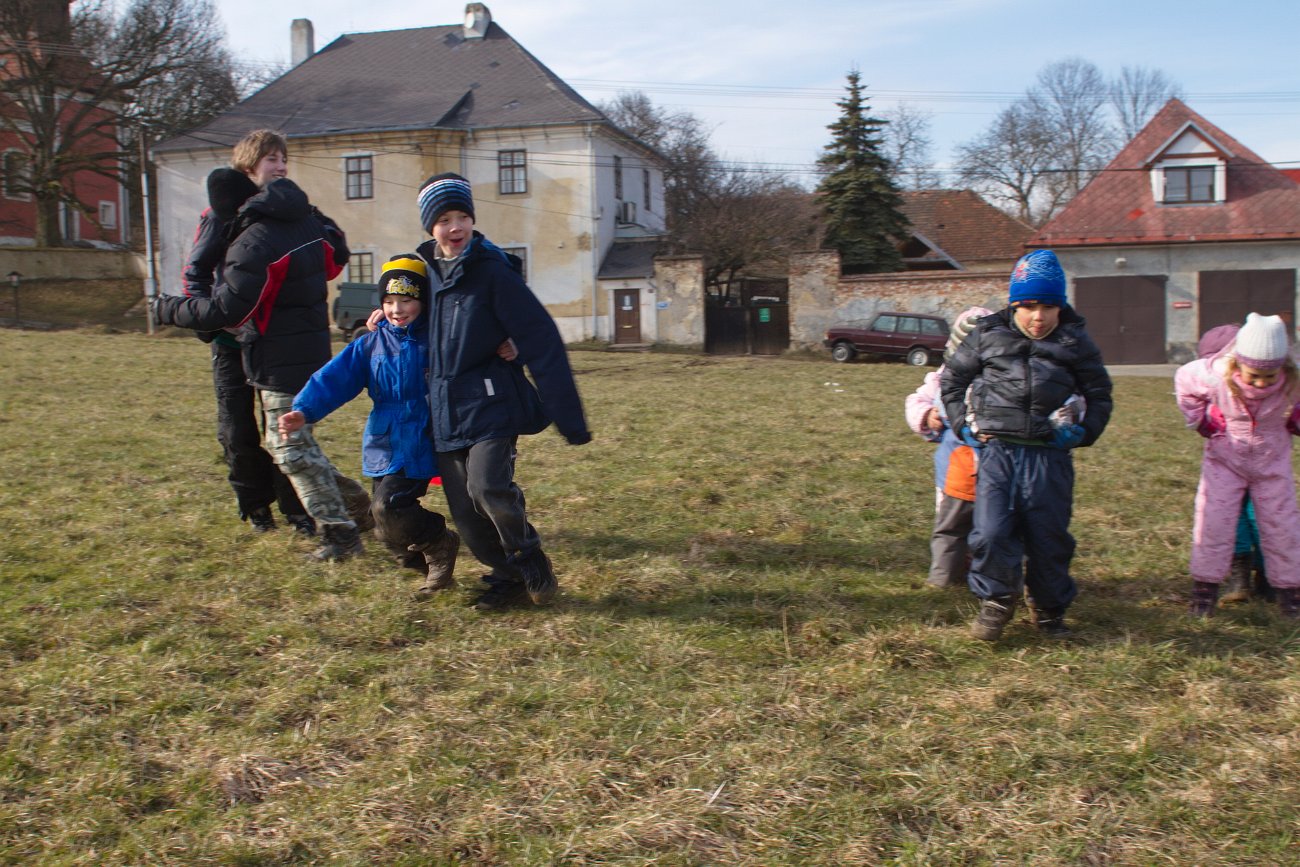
[417,173,475,233]
[377,255,428,301]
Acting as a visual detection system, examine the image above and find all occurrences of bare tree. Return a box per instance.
[956,100,1065,226]
[881,102,941,190]
[1111,66,1183,140]
[1,0,238,245]
[1027,58,1118,200]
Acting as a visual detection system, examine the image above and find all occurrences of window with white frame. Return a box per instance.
[59,202,79,241]
[347,252,374,284]
[501,246,528,282]
[344,155,373,200]
[498,150,527,194]
[98,201,117,229]
[2,150,31,200]
[1163,165,1216,204]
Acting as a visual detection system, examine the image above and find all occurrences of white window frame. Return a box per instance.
[2,150,31,201]
[347,251,374,284]
[344,154,374,200]
[1151,157,1225,205]
[98,200,117,229]
[498,150,527,195]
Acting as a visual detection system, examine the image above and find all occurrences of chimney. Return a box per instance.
[291,19,315,66]
[463,4,491,39]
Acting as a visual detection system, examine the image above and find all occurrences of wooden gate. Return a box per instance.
[1073,275,1167,364]
[704,278,790,356]
[1199,269,1295,332]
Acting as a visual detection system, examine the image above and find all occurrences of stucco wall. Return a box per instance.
[1054,241,1300,362]
[653,254,705,347]
[789,249,1007,350]
[0,247,144,281]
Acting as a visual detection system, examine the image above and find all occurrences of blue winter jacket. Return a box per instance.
[291,317,438,479]
[417,232,590,451]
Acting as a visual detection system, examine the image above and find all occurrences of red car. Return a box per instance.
[824,312,949,366]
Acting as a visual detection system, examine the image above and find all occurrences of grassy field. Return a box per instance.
[1,328,1298,865]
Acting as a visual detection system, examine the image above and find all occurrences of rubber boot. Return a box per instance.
[409,529,461,598]
[971,595,1016,641]
[309,525,364,562]
[1189,580,1219,617]
[1277,588,1300,619]
[1220,553,1253,604]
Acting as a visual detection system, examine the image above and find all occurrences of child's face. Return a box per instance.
[382,294,422,328]
[432,210,474,259]
[1238,363,1281,389]
[1013,303,1061,339]
[247,151,288,187]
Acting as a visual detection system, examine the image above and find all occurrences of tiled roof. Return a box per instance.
[597,238,662,279]
[155,21,607,152]
[1031,98,1300,248]
[900,189,1034,265]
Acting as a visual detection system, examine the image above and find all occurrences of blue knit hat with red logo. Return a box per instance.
[1009,250,1067,307]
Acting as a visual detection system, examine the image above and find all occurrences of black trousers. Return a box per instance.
[372,472,449,571]
[211,341,305,519]
[437,437,540,587]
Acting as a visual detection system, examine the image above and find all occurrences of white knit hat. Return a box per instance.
[1234,313,1290,370]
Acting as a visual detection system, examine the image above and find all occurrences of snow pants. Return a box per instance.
[967,440,1078,611]
[1191,455,1300,589]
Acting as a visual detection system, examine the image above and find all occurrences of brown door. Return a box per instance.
[613,288,641,344]
[1199,269,1295,332]
[1073,275,1167,364]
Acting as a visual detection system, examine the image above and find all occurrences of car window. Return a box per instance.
[874,315,898,332]
[921,318,945,336]
[897,317,920,334]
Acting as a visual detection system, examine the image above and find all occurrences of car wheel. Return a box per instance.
[906,347,931,366]
[342,324,359,342]
[831,342,856,363]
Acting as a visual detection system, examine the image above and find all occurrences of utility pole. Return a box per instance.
[140,128,157,335]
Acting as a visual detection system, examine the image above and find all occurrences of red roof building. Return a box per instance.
[1030,99,1300,364]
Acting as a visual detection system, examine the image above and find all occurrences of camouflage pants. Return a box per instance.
[260,390,371,529]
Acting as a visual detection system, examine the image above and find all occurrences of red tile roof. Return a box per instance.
[1031,98,1300,248]
[900,189,1034,264]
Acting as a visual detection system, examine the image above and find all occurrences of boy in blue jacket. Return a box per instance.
[278,257,462,596]
[415,173,592,611]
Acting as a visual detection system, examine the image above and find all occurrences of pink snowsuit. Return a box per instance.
[1175,355,1300,588]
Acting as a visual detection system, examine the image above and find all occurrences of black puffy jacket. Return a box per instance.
[158,179,349,394]
[940,305,1113,447]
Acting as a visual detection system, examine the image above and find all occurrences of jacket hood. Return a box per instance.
[244,178,311,222]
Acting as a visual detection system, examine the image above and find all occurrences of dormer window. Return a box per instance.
[1164,166,1216,203]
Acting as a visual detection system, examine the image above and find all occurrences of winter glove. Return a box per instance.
[564,429,593,446]
[1048,423,1085,450]
[151,294,180,326]
[958,426,984,449]
[1196,405,1226,438]
[1288,405,1300,437]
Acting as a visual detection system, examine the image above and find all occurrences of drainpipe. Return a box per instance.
[139,129,156,335]
[587,123,599,341]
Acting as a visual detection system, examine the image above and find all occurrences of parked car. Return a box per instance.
[824,312,949,365]
[332,282,379,341]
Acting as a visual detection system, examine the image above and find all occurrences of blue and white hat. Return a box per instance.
[417,173,475,233]
[1009,249,1067,307]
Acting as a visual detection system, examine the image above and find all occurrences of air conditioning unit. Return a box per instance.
[617,201,637,224]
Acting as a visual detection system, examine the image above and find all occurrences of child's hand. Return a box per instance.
[365,308,384,333]
[278,410,307,436]
[923,408,944,432]
[497,338,518,362]
[1049,424,1085,449]
[1196,405,1225,438]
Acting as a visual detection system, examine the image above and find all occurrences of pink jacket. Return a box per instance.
[1175,354,1300,587]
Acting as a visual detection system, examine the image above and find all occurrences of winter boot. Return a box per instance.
[970,595,1017,642]
[248,506,276,533]
[309,525,364,562]
[1033,606,1072,638]
[409,529,461,597]
[510,548,558,605]
[336,474,376,533]
[472,580,528,612]
[1276,588,1300,619]
[1220,553,1253,604]
[1253,560,1275,603]
[285,513,316,537]
[1188,580,1220,617]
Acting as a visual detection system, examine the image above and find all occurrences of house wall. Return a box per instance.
[1054,241,1300,361]
[789,249,1007,350]
[652,254,705,348]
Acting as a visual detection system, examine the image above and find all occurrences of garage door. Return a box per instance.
[1199,269,1295,333]
[1073,275,1167,364]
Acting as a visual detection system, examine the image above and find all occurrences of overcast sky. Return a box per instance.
[212,0,1300,183]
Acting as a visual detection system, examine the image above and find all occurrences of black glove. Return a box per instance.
[564,429,593,446]
[152,294,180,326]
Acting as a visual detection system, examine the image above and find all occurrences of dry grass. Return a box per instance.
[1,328,1299,864]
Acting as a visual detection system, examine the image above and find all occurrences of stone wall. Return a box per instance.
[789,249,1007,350]
[652,254,705,348]
[0,247,146,282]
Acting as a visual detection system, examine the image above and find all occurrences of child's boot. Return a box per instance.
[1220,554,1253,603]
[1253,559,1275,602]
[510,548,558,605]
[1276,588,1300,619]
[971,595,1017,641]
[1188,580,1219,617]
[309,525,364,562]
[409,529,461,597]
[1033,606,1072,638]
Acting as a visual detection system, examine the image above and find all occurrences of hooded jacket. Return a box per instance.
[416,232,590,451]
[156,178,349,394]
[291,317,437,479]
[940,305,1112,447]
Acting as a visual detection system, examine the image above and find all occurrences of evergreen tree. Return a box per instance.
[816,71,910,273]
